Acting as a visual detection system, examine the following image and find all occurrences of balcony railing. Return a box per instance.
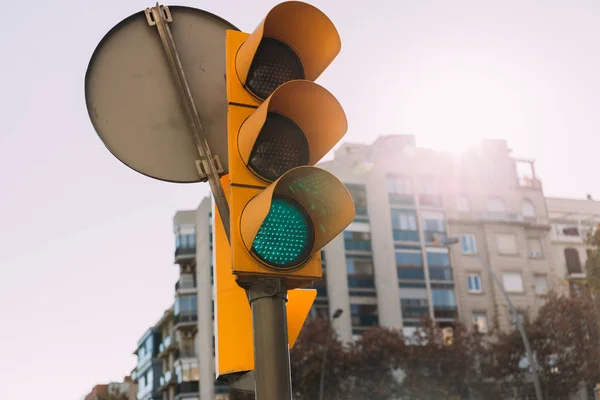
[159,335,177,356]
[388,193,415,206]
[175,381,200,396]
[434,306,458,319]
[475,212,524,223]
[401,306,429,319]
[175,279,196,291]
[174,312,198,327]
[397,267,425,280]
[393,230,420,242]
[348,276,375,289]
[351,314,379,327]
[344,240,372,251]
[159,370,176,390]
[418,194,442,208]
[175,246,195,258]
[428,267,453,281]
[423,231,447,244]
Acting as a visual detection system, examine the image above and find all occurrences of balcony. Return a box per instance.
[402,306,429,319]
[175,278,197,292]
[388,193,415,206]
[418,194,442,208]
[518,177,542,189]
[397,267,425,280]
[173,312,198,332]
[423,231,447,245]
[348,276,375,289]
[174,381,200,398]
[475,211,524,223]
[158,370,176,391]
[393,230,420,242]
[351,314,379,327]
[175,246,195,261]
[434,306,458,319]
[158,336,177,357]
[428,267,453,281]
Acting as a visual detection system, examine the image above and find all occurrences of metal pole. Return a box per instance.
[247,279,293,400]
[318,309,342,400]
[318,330,331,400]
[475,254,544,400]
[148,4,231,242]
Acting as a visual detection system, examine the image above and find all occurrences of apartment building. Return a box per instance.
[84,377,137,400]
[132,199,225,400]
[137,134,571,399]
[316,135,556,338]
[546,195,600,296]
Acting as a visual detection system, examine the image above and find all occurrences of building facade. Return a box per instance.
[316,135,556,339]
[546,195,600,296]
[136,134,585,399]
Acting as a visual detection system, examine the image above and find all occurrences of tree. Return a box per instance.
[290,316,351,400]
[398,318,481,399]
[345,326,407,400]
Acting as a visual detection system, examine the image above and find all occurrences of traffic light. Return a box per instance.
[224,1,354,289]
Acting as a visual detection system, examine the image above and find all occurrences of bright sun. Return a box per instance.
[398,66,520,155]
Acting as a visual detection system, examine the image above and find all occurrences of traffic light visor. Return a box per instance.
[235,1,341,100]
[240,166,355,269]
[238,80,347,183]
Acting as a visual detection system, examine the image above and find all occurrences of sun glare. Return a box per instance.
[400,67,519,156]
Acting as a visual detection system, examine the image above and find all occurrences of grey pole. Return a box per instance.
[442,237,543,400]
[318,308,344,400]
[247,279,293,400]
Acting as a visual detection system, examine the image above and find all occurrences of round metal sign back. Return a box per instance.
[85,6,237,183]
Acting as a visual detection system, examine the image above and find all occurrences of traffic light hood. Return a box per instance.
[237,80,348,183]
[235,1,341,100]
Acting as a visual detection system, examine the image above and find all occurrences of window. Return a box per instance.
[457,195,470,212]
[387,175,412,194]
[522,200,535,217]
[395,251,423,267]
[467,274,482,293]
[527,238,542,258]
[387,175,415,205]
[472,312,488,333]
[344,231,372,251]
[347,256,375,289]
[346,184,368,218]
[346,256,374,275]
[487,197,506,212]
[534,275,548,294]
[460,234,477,254]
[503,272,524,293]
[350,304,379,327]
[565,248,583,274]
[431,287,457,307]
[427,250,450,266]
[391,210,419,241]
[422,211,446,232]
[496,233,518,255]
[175,294,198,315]
[419,177,438,194]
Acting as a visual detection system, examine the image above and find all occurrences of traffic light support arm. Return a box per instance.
[147,4,231,242]
[246,279,293,400]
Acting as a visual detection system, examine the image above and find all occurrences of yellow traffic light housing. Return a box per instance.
[226,1,341,106]
[230,167,355,288]
[228,80,347,187]
[224,0,353,289]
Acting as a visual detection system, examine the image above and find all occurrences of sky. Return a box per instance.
[1,0,600,398]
